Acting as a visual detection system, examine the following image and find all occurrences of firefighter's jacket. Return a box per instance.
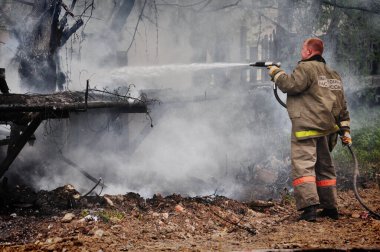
[274,55,350,140]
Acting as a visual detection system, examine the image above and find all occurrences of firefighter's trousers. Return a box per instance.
[291,135,337,210]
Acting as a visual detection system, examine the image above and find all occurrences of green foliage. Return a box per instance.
[352,126,380,163]
[280,190,295,206]
[81,209,90,217]
[98,210,125,223]
[333,107,380,179]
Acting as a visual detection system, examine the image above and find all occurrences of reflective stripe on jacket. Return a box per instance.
[294,125,340,139]
[275,55,350,140]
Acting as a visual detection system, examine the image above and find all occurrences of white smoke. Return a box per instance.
[3,0,295,199]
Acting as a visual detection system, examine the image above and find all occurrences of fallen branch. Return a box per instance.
[211,208,257,235]
[59,153,107,189]
[246,200,275,208]
[83,178,103,197]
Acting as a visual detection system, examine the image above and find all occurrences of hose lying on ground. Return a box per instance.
[274,84,380,219]
[348,145,380,219]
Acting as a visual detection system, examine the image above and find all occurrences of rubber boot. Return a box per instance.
[318,208,339,220]
[298,205,317,222]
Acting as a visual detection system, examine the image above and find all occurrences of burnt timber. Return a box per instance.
[0,91,148,178]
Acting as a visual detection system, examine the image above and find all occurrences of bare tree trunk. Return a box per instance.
[111,0,135,34]
[14,0,83,93]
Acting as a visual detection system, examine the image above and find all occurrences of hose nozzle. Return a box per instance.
[249,61,281,67]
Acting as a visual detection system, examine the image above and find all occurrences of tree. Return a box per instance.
[0,0,89,92]
[110,0,135,35]
[0,0,140,92]
[322,0,380,15]
[274,0,380,75]
[317,0,380,75]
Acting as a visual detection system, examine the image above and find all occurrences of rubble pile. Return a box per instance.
[0,183,379,251]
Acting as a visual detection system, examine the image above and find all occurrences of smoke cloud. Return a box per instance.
[5,0,371,200]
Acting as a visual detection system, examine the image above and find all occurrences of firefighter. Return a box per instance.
[267,38,352,222]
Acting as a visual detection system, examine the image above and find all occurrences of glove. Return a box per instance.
[267,65,285,82]
[341,131,352,146]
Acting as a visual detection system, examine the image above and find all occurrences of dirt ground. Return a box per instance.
[0,183,379,251]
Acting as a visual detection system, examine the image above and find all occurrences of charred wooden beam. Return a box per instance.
[0,90,149,178]
[0,113,43,178]
[0,68,9,94]
[0,101,147,113]
[0,92,148,123]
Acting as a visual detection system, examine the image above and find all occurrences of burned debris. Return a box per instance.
[0,68,9,94]
[0,83,150,179]
[1,182,379,251]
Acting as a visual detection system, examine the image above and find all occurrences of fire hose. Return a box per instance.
[250,61,380,219]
